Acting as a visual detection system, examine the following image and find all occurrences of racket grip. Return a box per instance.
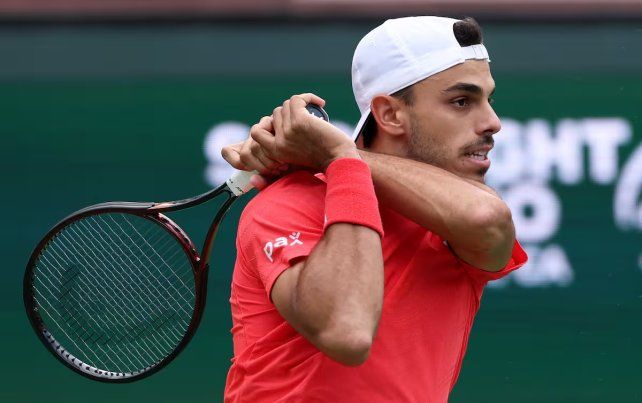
[226,169,256,196]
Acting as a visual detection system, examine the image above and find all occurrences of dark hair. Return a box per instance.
[360,17,483,148]
[453,17,483,47]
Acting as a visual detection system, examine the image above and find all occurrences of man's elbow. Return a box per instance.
[316,327,374,366]
[470,200,515,250]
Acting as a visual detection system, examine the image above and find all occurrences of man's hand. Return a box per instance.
[221,116,285,175]
[221,116,289,189]
[252,93,360,171]
[222,93,359,188]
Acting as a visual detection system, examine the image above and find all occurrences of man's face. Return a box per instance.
[402,60,501,183]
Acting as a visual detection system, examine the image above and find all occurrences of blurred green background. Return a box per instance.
[1,20,641,402]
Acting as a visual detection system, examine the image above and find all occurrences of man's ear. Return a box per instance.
[370,95,408,138]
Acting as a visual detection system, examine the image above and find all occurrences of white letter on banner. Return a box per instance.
[487,118,525,187]
[614,143,642,231]
[512,244,574,287]
[503,183,561,243]
[526,119,583,184]
[204,122,250,186]
[582,118,631,184]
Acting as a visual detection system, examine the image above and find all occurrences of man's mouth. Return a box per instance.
[462,143,493,174]
[462,136,494,160]
[464,150,489,161]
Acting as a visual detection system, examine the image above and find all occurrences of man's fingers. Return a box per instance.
[291,93,326,108]
[282,99,292,135]
[250,141,279,172]
[250,116,276,149]
[221,143,248,170]
[239,139,272,175]
[222,112,289,177]
[272,106,284,138]
[289,93,325,122]
[251,126,276,150]
[288,93,326,130]
[239,153,271,175]
[257,115,274,132]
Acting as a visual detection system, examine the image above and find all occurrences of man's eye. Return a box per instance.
[452,98,468,107]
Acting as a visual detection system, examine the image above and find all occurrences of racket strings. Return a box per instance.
[36,235,174,372]
[53,224,184,339]
[36,222,188,372]
[38,248,171,368]
[31,212,196,374]
[77,217,193,317]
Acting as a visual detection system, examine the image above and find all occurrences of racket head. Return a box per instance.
[24,203,205,382]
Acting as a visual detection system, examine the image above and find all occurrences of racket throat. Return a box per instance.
[199,195,237,267]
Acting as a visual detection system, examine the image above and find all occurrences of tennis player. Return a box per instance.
[222,16,527,402]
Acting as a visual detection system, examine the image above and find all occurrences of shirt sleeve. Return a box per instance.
[459,240,528,284]
[236,172,325,297]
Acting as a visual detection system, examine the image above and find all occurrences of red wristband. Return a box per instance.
[323,158,384,238]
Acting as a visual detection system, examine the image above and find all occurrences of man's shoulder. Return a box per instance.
[250,170,325,206]
[240,171,326,225]
[263,170,325,195]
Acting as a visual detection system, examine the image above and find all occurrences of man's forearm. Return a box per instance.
[291,223,383,365]
[360,150,515,270]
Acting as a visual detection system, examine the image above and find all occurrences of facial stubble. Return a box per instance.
[406,113,490,182]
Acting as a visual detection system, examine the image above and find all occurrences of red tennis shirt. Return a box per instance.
[224,171,527,402]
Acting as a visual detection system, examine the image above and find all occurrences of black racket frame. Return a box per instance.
[23,183,238,383]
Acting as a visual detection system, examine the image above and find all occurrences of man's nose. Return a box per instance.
[479,104,501,136]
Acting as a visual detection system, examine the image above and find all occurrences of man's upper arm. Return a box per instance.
[270,259,305,323]
[237,171,324,298]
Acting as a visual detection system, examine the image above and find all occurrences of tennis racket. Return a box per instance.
[23,104,329,383]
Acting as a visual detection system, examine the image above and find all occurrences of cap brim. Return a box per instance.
[351,108,371,142]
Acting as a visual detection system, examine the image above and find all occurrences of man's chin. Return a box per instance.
[459,169,487,184]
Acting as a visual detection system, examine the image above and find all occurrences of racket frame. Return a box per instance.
[24,184,237,382]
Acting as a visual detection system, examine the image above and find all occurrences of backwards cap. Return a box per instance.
[351,16,490,140]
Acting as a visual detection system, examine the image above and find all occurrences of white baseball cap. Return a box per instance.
[351,16,490,140]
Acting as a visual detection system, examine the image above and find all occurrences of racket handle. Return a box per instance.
[226,169,257,196]
[225,104,329,196]
[306,103,329,121]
